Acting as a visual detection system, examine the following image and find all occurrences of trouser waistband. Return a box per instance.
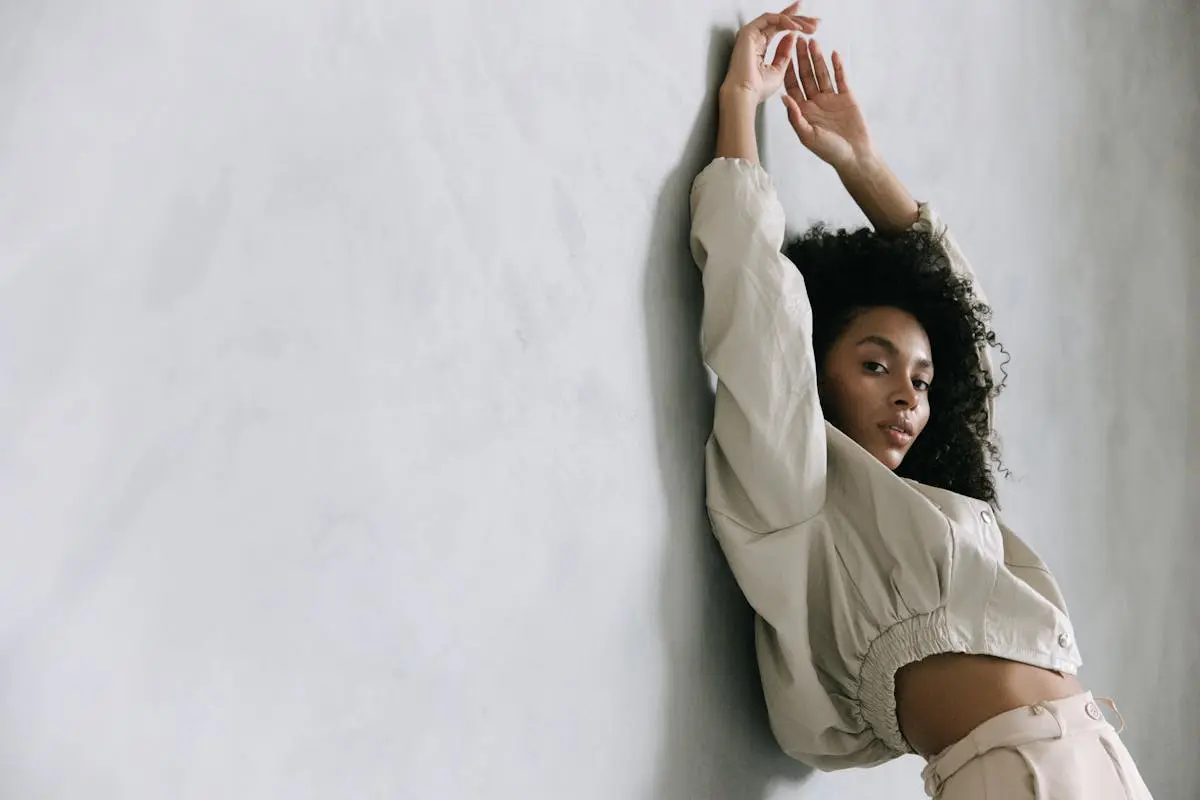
[921,692,1123,796]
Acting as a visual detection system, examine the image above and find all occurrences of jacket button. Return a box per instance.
[980,509,993,524]
[1058,632,1072,648]
[1085,702,1103,721]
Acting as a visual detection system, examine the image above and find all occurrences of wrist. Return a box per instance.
[835,148,885,183]
[718,83,760,111]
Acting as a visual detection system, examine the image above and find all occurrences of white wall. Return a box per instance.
[1,1,1195,797]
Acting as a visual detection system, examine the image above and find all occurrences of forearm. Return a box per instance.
[836,154,920,236]
[715,83,918,235]
[715,87,760,164]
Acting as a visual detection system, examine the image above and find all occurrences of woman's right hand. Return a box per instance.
[782,39,876,173]
[721,3,820,106]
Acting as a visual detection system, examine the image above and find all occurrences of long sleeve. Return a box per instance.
[689,157,826,532]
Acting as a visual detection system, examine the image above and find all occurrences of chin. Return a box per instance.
[874,449,906,470]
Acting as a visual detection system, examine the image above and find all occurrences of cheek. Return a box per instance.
[822,373,877,427]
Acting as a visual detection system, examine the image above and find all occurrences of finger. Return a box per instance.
[832,50,850,94]
[782,93,816,144]
[770,33,796,74]
[809,39,834,94]
[778,1,821,31]
[778,2,820,27]
[748,11,802,36]
[784,50,807,102]
[790,16,821,33]
[796,38,820,98]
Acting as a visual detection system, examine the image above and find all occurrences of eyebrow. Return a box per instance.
[856,335,933,371]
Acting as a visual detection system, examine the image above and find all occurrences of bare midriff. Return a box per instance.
[894,653,1084,757]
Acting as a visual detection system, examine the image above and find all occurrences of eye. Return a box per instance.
[913,378,931,392]
[863,361,886,375]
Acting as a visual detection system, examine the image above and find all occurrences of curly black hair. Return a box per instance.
[783,223,1007,505]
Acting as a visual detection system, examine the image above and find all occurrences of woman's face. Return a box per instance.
[819,306,933,469]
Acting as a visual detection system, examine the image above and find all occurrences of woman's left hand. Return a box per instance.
[721,3,820,106]
[782,38,876,174]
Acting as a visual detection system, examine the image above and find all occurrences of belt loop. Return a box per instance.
[1033,701,1066,738]
[1097,696,1126,733]
[921,763,945,797]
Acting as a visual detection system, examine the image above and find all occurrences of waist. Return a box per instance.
[895,652,1085,757]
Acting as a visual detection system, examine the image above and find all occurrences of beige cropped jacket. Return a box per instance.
[689,157,1082,770]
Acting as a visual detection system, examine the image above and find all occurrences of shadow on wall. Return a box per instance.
[641,26,813,800]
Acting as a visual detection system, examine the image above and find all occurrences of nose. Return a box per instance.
[891,381,919,410]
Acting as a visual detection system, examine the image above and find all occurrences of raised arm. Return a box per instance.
[715,4,817,163]
[782,37,998,423]
[690,7,828,532]
[782,37,918,233]
[691,158,827,531]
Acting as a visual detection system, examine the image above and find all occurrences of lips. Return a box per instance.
[880,419,915,447]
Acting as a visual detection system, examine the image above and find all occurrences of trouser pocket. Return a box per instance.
[1015,732,1151,799]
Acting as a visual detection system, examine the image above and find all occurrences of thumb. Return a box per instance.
[770,33,796,73]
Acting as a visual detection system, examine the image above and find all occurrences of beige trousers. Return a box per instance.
[921,692,1153,799]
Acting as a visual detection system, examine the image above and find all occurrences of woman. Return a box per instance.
[689,5,1154,798]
